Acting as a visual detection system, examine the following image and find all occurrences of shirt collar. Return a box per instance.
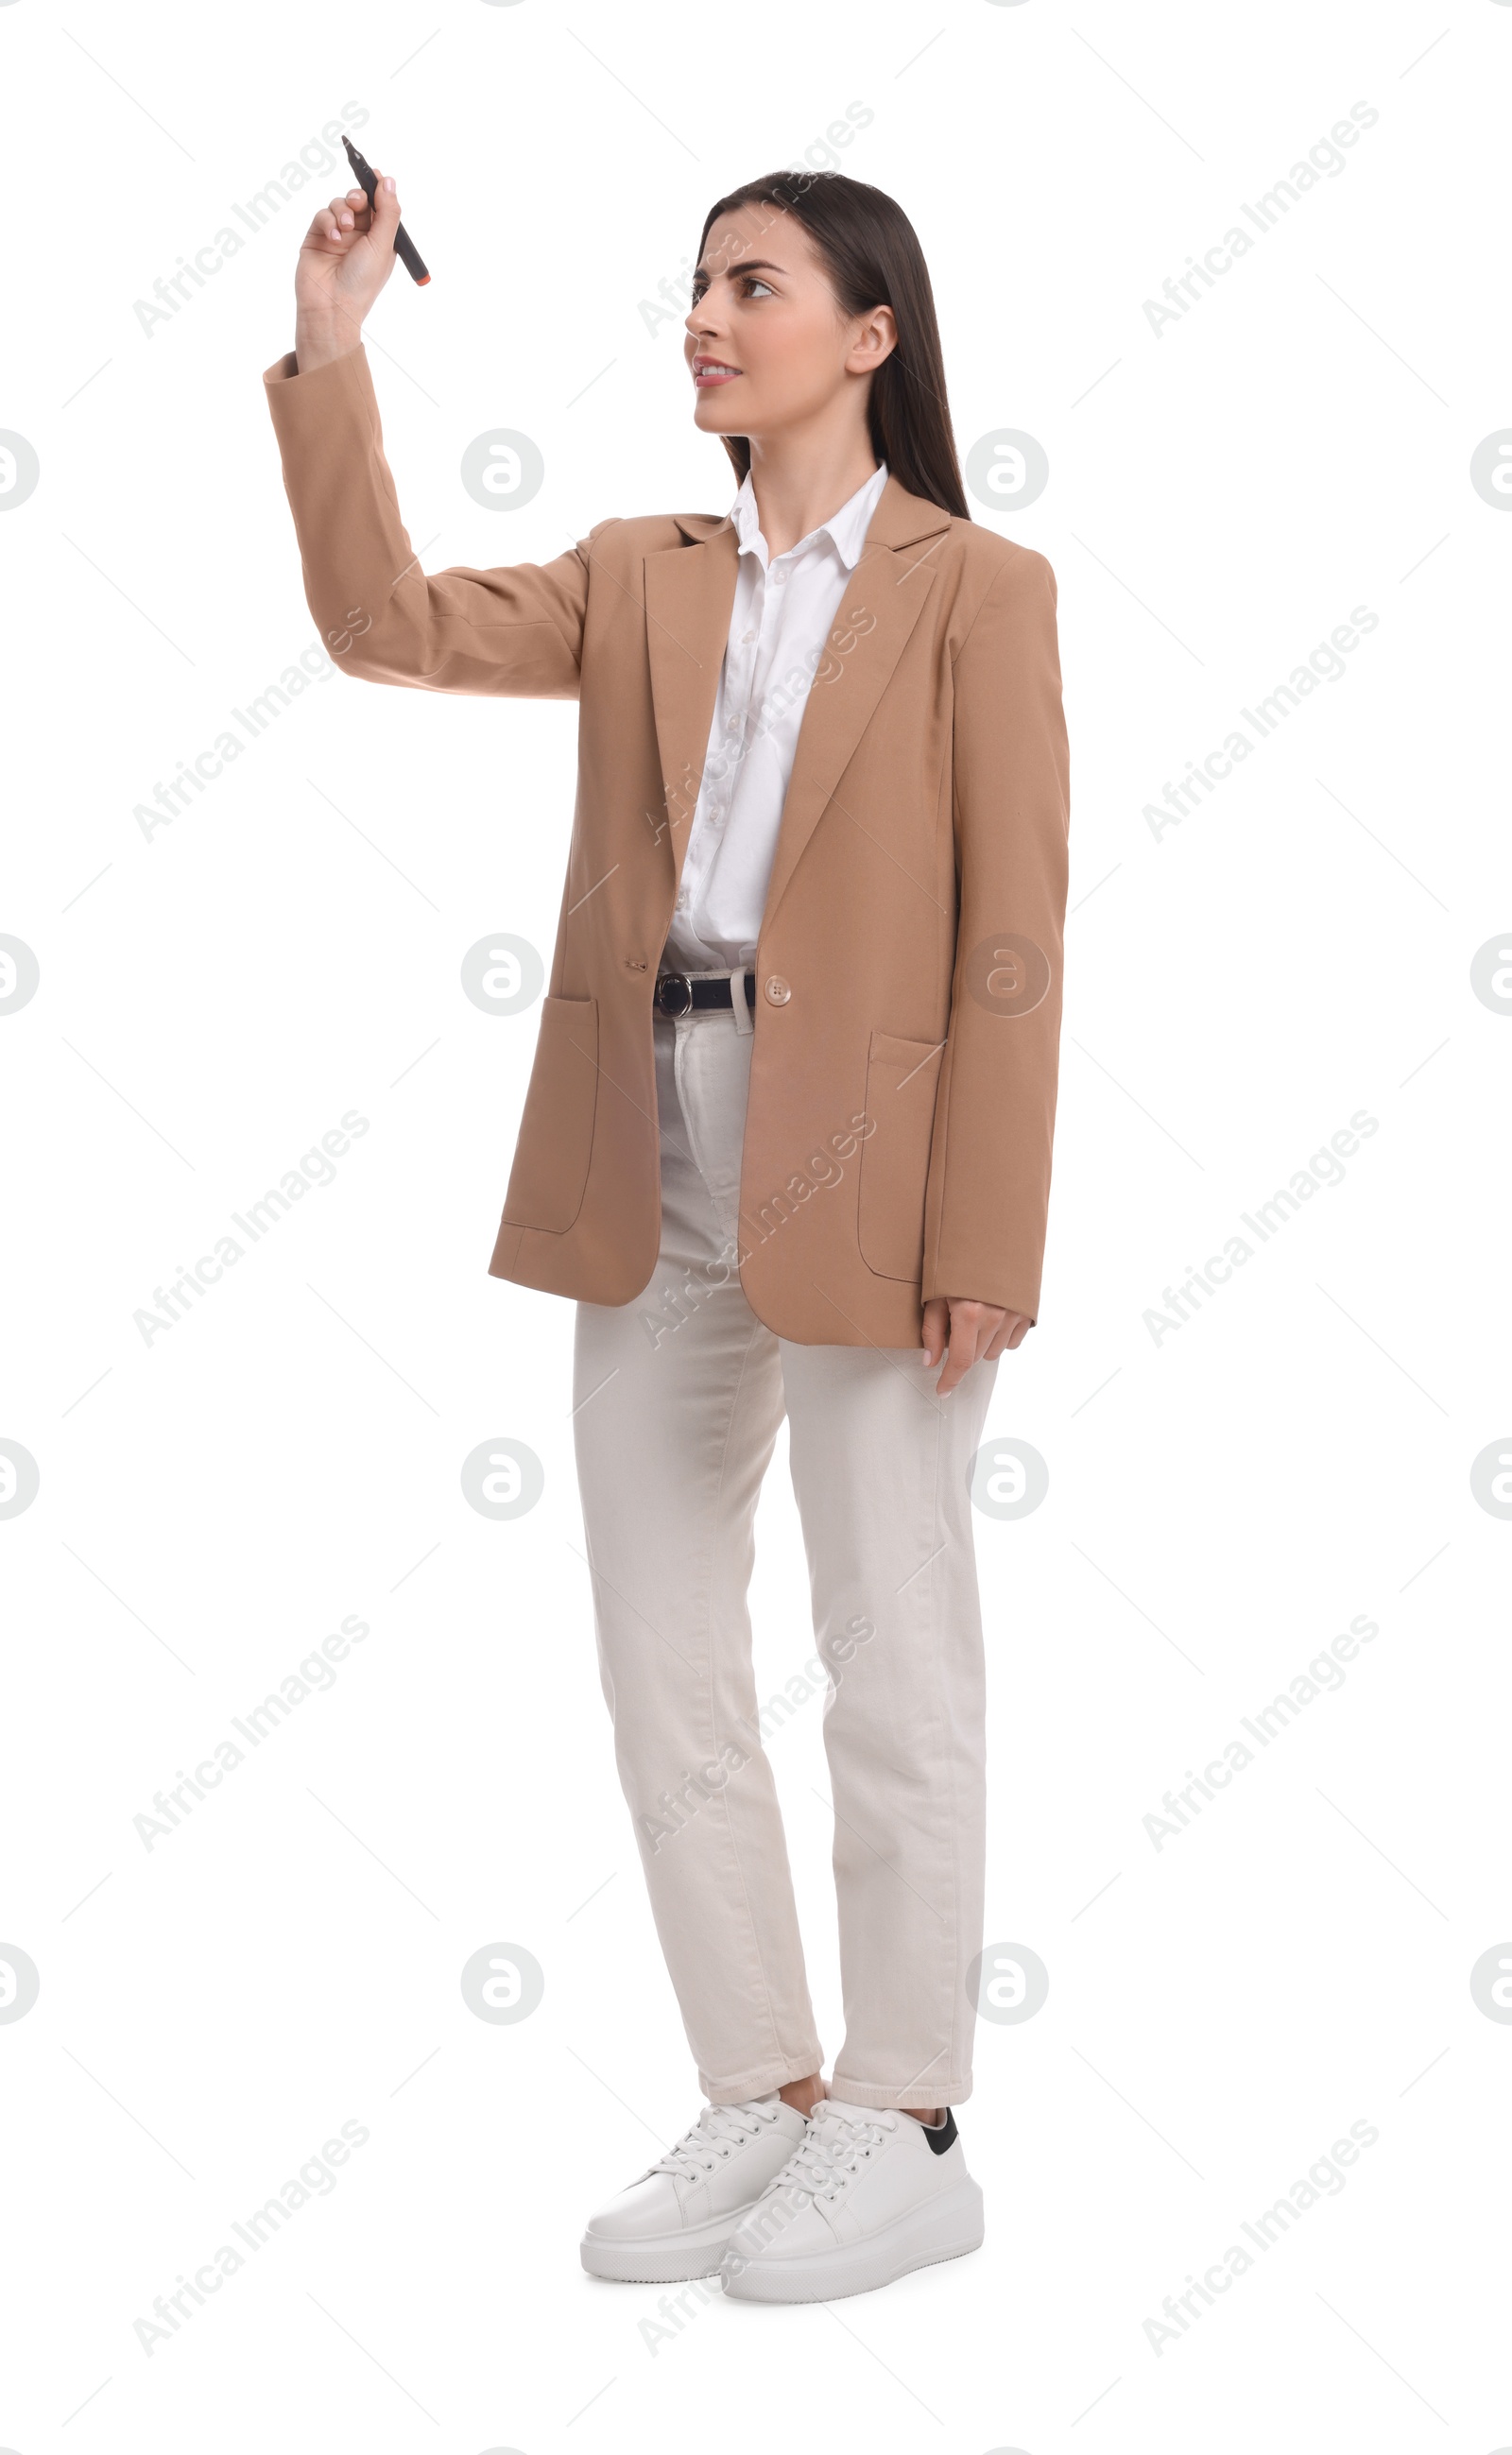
[729,459,889,575]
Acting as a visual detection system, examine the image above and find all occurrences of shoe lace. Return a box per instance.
[648,2100,778,2183]
[766,2103,897,2205]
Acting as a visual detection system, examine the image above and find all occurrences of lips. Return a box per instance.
[693,359,742,386]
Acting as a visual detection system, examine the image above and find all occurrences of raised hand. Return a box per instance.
[293,171,404,371]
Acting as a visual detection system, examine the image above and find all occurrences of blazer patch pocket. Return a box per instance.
[500,994,599,1235]
[857,1030,945,1283]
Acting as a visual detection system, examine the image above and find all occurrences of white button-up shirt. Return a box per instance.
[661,458,890,972]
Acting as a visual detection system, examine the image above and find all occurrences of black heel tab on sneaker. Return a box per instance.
[921,2108,958,2155]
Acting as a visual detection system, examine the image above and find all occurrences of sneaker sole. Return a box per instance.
[719,2177,985,2303]
[580,2202,762,2284]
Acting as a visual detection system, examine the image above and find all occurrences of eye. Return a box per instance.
[687,269,774,312]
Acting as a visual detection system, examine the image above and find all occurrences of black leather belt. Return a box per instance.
[653,970,757,1018]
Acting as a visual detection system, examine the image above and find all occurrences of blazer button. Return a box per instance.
[764,974,792,1006]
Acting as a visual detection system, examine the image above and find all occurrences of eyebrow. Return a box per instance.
[692,257,787,283]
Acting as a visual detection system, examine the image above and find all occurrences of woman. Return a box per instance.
[266,162,1069,2304]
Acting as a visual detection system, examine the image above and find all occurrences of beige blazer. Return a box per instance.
[263,344,1070,1346]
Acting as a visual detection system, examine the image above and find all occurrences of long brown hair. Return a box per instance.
[696,170,971,522]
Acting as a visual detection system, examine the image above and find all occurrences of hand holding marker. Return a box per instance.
[341,134,429,285]
[293,146,423,369]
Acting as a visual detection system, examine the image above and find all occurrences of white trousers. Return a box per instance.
[572,990,998,2109]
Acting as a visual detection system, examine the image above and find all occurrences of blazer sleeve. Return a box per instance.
[922,548,1071,1324]
[262,341,603,697]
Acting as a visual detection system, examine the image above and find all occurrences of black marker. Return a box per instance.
[342,134,430,286]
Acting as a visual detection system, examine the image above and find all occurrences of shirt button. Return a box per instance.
[773,568,788,586]
[764,974,791,1006]
[743,629,756,644]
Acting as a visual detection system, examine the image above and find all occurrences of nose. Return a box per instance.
[685,284,725,346]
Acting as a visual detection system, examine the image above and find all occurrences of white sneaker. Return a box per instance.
[719,2099,984,2302]
[580,2095,810,2282]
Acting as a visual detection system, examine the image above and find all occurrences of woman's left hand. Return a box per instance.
[921,1297,1031,1397]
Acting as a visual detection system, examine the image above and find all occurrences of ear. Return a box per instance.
[847,302,898,374]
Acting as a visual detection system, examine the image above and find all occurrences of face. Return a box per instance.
[684,203,897,443]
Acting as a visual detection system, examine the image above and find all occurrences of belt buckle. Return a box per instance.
[658,970,693,1017]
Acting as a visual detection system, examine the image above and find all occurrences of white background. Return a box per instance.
[3,0,1510,2446]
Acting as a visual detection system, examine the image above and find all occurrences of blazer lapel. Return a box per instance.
[644,517,739,895]
[761,475,950,929]
[642,473,952,924]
